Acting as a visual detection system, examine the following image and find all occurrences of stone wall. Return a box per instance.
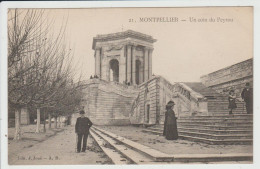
[130,76,208,125]
[83,79,139,125]
[130,77,159,125]
[200,58,253,96]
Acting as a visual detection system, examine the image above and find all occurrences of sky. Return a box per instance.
[44,7,252,83]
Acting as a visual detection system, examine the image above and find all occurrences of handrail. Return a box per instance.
[156,75,206,103]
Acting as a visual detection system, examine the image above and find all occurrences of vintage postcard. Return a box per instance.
[0,1,259,169]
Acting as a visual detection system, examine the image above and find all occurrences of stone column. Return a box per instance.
[144,47,149,82]
[131,45,136,85]
[148,48,153,79]
[119,45,126,83]
[126,45,132,83]
[139,62,144,84]
[95,47,101,77]
[101,55,108,81]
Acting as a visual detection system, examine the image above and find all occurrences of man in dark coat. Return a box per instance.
[163,101,178,140]
[241,83,253,114]
[75,110,93,153]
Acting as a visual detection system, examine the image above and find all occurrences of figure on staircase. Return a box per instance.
[228,90,237,115]
[163,101,178,140]
[241,83,253,114]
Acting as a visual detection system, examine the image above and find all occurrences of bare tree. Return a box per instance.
[8,9,47,140]
[8,9,84,139]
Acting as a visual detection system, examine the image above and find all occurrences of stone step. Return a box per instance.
[174,124,253,130]
[209,113,246,116]
[179,114,253,119]
[147,127,252,140]
[178,135,253,145]
[142,129,253,145]
[177,121,252,126]
[208,108,245,111]
[208,103,245,107]
[208,103,245,106]
[178,118,252,123]
[179,117,253,121]
[208,103,245,105]
[209,107,245,110]
[179,131,252,140]
[149,126,253,135]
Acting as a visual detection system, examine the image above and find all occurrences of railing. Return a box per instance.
[158,76,208,115]
[159,76,204,102]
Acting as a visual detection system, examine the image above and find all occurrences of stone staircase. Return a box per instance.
[142,114,253,145]
[207,96,246,115]
[183,82,246,115]
[141,83,252,145]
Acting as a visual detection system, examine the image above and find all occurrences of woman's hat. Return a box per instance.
[229,90,234,94]
[166,101,175,107]
[79,110,85,114]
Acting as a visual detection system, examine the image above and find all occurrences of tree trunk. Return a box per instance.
[48,113,51,129]
[13,108,21,140]
[36,108,41,133]
[54,116,57,129]
[43,110,46,133]
[58,116,61,128]
[58,116,60,128]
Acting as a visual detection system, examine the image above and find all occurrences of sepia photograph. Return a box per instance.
[0,1,258,168]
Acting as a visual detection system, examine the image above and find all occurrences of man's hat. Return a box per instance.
[79,110,85,114]
[245,82,250,87]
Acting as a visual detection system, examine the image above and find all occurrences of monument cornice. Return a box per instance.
[92,30,156,50]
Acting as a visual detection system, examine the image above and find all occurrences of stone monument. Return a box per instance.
[92,30,156,85]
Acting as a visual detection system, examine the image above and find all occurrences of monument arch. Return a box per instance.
[109,59,119,82]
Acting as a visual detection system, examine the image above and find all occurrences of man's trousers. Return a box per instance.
[77,133,88,152]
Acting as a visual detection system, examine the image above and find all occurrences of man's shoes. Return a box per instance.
[76,151,80,153]
[81,150,86,153]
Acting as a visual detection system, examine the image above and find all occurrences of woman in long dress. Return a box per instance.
[163,101,178,140]
[228,90,237,115]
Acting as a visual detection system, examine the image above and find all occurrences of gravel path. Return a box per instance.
[9,126,112,165]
